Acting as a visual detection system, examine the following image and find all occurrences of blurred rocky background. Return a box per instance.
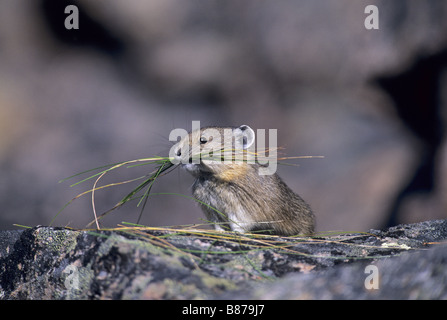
[0,0,446,232]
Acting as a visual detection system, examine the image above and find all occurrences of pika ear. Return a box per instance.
[234,125,255,149]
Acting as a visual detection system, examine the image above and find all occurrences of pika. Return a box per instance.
[172,125,315,236]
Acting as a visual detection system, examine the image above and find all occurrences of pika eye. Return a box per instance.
[199,137,208,144]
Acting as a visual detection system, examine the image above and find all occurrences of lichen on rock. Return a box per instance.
[1,220,447,299]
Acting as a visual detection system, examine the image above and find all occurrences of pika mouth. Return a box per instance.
[182,161,215,176]
[182,162,197,170]
[181,163,202,176]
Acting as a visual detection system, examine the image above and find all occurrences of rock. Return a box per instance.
[224,243,447,300]
[1,219,447,300]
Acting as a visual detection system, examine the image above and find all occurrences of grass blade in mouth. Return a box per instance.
[120,160,173,205]
[57,149,322,230]
[88,159,176,229]
[127,160,174,225]
[56,157,177,228]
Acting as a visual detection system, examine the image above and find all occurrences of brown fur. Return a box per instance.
[172,125,315,236]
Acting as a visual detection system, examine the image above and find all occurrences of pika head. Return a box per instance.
[170,125,257,177]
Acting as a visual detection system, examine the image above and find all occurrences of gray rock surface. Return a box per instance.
[1,219,446,299]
